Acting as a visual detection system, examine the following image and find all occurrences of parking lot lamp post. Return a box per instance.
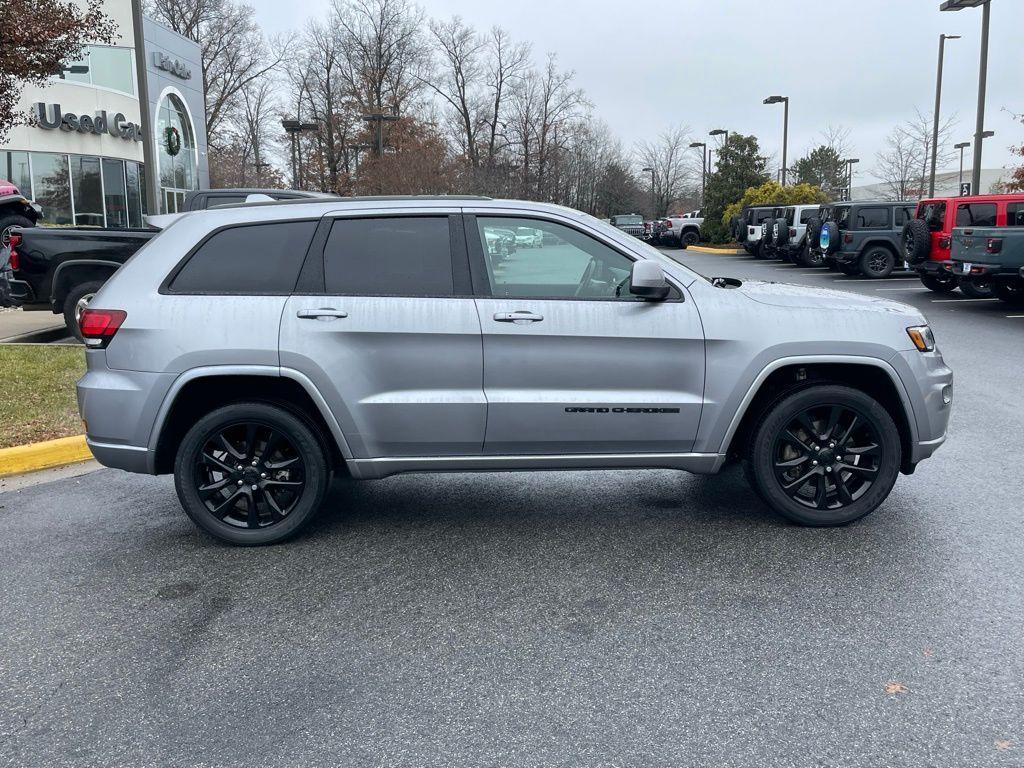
[954,141,971,188]
[763,96,789,185]
[642,166,656,217]
[929,34,961,197]
[361,113,400,156]
[941,0,991,196]
[689,141,707,208]
[282,120,320,188]
[844,158,859,200]
[709,128,728,150]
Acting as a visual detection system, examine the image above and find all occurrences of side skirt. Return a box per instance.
[348,452,726,480]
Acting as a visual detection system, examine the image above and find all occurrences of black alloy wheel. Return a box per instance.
[859,247,895,279]
[747,385,901,526]
[174,402,329,545]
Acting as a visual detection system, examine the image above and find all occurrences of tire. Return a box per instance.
[820,221,840,255]
[0,213,33,248]
[799,244,825,268]
[902,219,932,264]
[858,246,896,279]
[804,217,822,253]
[773,218,789,248]
[62,280,105,340]
[173,402,331,545]
[729,215,741,241]
[746,384,902,526]
[993,279,1024,305]
[681,229,700,248]
[920,273,958,293]
[958,279,992,299]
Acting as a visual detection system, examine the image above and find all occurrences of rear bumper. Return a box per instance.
[949,260,1023,279]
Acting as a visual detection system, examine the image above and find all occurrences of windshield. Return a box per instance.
[613,215,643,225]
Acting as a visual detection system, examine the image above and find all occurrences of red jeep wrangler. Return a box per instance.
[902,193,1024,297]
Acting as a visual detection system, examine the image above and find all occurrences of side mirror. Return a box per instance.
[630,260,670,300]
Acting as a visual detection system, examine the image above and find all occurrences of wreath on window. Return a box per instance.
[164,126,182,157]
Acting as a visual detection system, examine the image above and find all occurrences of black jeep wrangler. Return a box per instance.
[818,200,916,278]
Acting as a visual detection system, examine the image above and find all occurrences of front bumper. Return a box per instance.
[891,348,953,465]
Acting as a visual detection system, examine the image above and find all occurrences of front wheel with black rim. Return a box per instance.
[958,279,992,299]
[746,385,901,526]
[799,245,825,268]
[174,402,330,545]
[993,279,1024,306]
[681,230,700,248]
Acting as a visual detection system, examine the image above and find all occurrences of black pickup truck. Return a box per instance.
[1,188,335,337]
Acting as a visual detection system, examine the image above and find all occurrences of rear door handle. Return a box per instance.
[297,308,348,320]
[493,311,543,324]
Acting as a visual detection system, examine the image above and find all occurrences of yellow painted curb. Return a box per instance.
[685,245,745,254]
[0,435,93,478]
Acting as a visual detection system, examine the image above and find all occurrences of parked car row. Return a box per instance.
[726,193,1024,303]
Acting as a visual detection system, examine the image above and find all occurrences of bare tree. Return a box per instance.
[423,16,486,168]
[635,124,696,216]
[872,108,957,200]
[482,27,530,169]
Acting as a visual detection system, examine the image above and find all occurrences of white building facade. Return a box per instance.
[0,0,208,225]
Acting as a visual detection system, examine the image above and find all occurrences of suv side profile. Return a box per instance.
[737,206,777,257]
[770,204,822,265]
[77,197,952,545]
[819,201,916,278]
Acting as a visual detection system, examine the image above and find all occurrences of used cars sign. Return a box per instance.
[33,103,142,142]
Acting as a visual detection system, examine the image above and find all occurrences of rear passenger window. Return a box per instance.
[169,221,316,294]
[323,216,454,296]
[955,203,996,227]
[856,207,889,229]
[895,207,911,226]
[1008,203,1024,227]
[800,209,818,224]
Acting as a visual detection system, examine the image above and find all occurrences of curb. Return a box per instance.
[0,326,71,345]
[0,435,93,478]
[685,245,745,255]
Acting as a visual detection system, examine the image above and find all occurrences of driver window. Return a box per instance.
[476,217,637,299]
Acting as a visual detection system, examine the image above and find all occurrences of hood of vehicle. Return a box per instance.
[737,280,920,316]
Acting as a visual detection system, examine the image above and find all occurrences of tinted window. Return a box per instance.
[800,209,818,224]
[834,206,852,228]
[754,209,774,224]
[855,207,889,229]
[477,217,636,300]
[895,207,912,226]
[170,221,316,293]
[1008,203,1024,227]
[918,201,946,231]
[324,216,454,296]
[955,203,997,227]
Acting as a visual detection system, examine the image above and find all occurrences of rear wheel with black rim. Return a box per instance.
[858,246,896,279]
[62,280,105,340]
[746,385,901,526]
[174,402,330,545]
[799,244,825,267]
[993,279,1024,305]
[958,279,992,299]
[920,272,957,293]
[681,230,700,248]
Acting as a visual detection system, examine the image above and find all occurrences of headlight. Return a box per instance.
[907,325,935,352]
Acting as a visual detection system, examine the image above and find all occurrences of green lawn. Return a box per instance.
[0,346,85,449]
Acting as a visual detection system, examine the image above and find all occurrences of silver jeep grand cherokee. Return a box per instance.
[76,196,952,545]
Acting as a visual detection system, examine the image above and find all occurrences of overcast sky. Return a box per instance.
[249,0,1023,184]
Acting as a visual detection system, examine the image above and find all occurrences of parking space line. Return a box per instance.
[931,298,999,303]
[832,277,919,282]
[875,287,927,292]
[1006,315,1024,319]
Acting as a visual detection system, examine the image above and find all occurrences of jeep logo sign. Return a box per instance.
[34,103,142,142]
[153,52,192,80]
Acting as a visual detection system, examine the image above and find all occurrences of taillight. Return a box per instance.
[79,308,126,348]
[843,233,853,244]
[938,236,951,250]
[986,238,1002,254]
[662,219,671,227]
[789,228,796,238]
[7,248,18,270]
[8,231,21,248]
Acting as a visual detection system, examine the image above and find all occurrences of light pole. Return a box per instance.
[642,166,656,218]
[929,34,961,196]
[130,0,158,212]
[361,113,400,156]
[954,141,971,188]
[689,141,707,209]
[709,128,729,150]
[843,158,859,200]
[941,0,992,196]
[763,96,789,185]
[282,119,320,188]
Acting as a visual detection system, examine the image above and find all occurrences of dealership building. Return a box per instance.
[0,0,208,226]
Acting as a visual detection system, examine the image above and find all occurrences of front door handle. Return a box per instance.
[297,308,348,320]
[493,310,544,324]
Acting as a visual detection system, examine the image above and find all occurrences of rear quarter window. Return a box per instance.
[855,207,890,229]
[799,209,818,224]
[1008,203,1024,227]
[955,202,997,227]
[167,220,317,294]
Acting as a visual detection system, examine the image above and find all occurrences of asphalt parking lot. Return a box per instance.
[1,250,1022,767]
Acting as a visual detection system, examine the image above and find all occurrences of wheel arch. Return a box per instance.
[857,238,900,258]
[51,260,120,306]
[149,367,354,475]
[719,357,918,473]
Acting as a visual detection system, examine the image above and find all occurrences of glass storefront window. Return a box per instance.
[157,92,197,212]
[58,45,135,96]
[69,156,104,227]
[31,153,72,226]
[125,161,143,228]
[1,151,32,198]
[103,159,128,228]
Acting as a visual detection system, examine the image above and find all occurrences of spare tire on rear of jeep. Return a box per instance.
[902,219,931,264]
[773,217,789,248]
[820,220,840,255]
[730,215,743,242]
[805,216,822,251]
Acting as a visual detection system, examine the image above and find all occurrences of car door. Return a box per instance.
[279,210,485,458]
[466,211,705,456]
